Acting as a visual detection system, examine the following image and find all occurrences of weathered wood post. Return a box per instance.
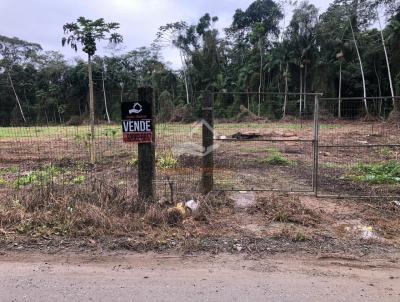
[201,92,214,194]
[138,87,155,202]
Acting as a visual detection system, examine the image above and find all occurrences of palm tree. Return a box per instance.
[62,17,123,163]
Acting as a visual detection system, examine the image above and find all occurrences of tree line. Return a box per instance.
[0,0,399,126]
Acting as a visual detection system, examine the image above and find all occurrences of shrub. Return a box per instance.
[348,161,400,184]
[262,148,291,165]
[158,153,178,170]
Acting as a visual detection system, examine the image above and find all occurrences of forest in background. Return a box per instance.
[0,0,399,126]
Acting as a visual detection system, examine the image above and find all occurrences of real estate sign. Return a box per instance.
[121,101,153,143]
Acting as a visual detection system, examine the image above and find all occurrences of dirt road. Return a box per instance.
[0,252,399,301]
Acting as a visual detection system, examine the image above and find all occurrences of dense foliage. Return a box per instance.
[0,0,399,125]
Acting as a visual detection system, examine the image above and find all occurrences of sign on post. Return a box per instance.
[121,101,153,143]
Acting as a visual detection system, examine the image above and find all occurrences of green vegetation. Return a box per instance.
[158,153,178,170]
[127,156,139,167]
[13,166,62,189]
[71,175,86,184]
[262,148,291,166]
[1,1,400,126]
[0,166,19,175]
[348,161,400,184]
[379,147,395,157]
[0,177,6,186]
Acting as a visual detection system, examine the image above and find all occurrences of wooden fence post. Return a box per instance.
[201,92,214,194]
[138,87,155,202]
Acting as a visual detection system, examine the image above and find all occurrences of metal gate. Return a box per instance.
[211,92,321,193]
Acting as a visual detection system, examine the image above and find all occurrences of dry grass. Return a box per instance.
[253,194,322,227]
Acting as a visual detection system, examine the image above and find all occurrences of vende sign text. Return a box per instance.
[121,101,153,143]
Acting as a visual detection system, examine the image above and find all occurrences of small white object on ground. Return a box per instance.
[185,200,199,212]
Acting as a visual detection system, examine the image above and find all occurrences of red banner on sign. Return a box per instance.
[123,132,152,143]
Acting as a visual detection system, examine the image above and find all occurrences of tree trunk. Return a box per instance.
[299,64,303,117]
[180,50,190,105]
[258,38,263,117]
[88,54,96,164]
[378,13,394,104]
[8,72,26,123]
[303,63,307,113]
[282,63,289,119]
[349,18,368,115]
[102,71,111,123]
[247,87,250,110]
[338,61,342,118]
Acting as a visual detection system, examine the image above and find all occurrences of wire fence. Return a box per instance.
[1,93,400,205]
[317,97,400,198]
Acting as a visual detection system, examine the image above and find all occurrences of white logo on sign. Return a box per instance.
[128,103,143,114]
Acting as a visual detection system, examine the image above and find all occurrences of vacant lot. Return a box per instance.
[0,121,399,257]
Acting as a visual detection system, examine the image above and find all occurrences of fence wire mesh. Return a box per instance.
[212,92,317,192]
[317,97,400,198]
[0,92,203,206]
[1,92,400,204]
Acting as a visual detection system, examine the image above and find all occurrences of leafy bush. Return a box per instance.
[348,161,400,184]
[262,148,291,166]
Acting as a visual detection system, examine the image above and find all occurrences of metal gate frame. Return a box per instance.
[206,92,400,198]
[208,92,322,194]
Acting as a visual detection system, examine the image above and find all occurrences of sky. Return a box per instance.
[0,0,332,69]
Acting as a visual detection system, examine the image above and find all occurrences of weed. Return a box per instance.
[294,231,306,242]
[71,175,86,184]
[103,127,118,138]
[0,177,6,186]
[127,156,139,167]
[0,166,19,175]
[158,153,178,170]
[348,161,400,184]
[379,147,395,157]
[262,148,291,165]
[13,166,62,189]
[74,132,91,148]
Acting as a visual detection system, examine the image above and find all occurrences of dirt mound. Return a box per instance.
[235,105,266,123]
[170,105,195,123]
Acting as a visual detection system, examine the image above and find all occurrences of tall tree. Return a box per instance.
[62,17,123,163]
[0,35,42,123]
[229,0,283,115]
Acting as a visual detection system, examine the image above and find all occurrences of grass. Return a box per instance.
[320,162,346,169]
[0,121,344,141]
[261,148,291,166]
[379,147,395,157]
[348,161,400,184]
[13,166,63,189]
[0,166,19,175]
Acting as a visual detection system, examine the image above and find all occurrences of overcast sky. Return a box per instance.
[0,0,332,68]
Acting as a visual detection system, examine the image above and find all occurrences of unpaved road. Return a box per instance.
[0,252,399,301]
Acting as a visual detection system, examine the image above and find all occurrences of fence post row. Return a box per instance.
[138,87,156,202]
[201,92,214,194]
